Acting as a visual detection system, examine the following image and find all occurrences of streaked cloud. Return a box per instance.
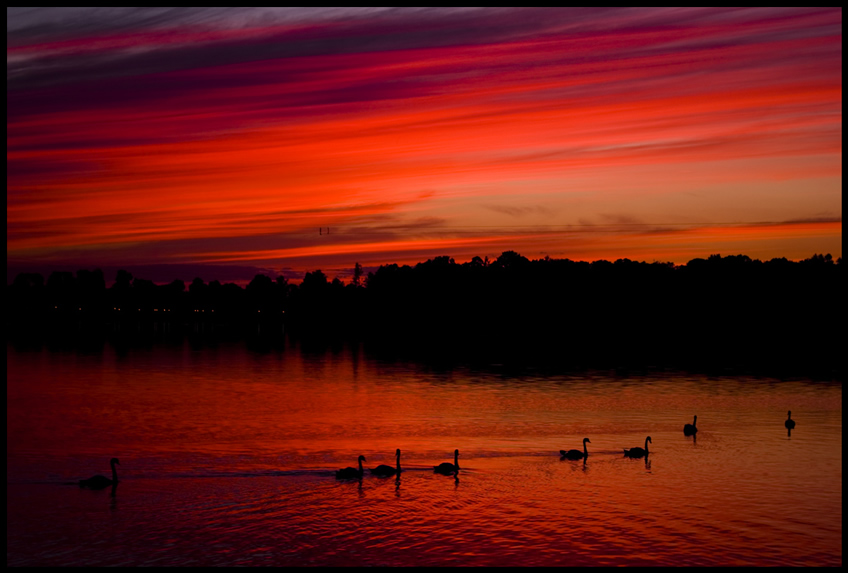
[7,8,842,282]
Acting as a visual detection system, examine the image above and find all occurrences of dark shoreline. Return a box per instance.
[8,252,843,379]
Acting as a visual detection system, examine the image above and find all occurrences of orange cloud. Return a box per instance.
[7,9,842,279]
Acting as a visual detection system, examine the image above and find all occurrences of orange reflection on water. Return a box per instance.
[6,341,842,566]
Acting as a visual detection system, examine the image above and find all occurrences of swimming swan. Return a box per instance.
[371,449,401,477]
[79,458,120,489]
[560,438,591,460]
[624,436,652,458]
[684,415,698,436]
[434,449,460,474]
[785,411,796,430]
[336,455,366,479]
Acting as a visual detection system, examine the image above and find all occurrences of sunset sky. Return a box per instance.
[7,8,842,284]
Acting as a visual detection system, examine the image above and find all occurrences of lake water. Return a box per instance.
[7,338,842,566]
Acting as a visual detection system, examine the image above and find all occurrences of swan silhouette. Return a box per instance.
[336,455,366,479]
[624,436,652,458]
[371,449,401,477]
[684,415,698,436]
[560,438,591,460]
[785,410,796,430]
[434,449,460,474]
[79,457,120,489]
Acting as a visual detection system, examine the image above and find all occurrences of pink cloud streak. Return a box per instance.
[7,8,842,280]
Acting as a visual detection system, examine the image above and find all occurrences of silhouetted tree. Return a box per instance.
[46,271,76,311]
[189,277,207,296]
[274,275,290,312]
[76,269,105,295]
[352,262,364,288]
[301,270,329,292]
[113,270,133,290]
[168,279,186,292]
[493,250,528,269]
[246,274,278,315]
[12,272,45,290]
[131,277,156,311]
[7,251,843,376]
[160,279,185,313]
[8,272,46,322]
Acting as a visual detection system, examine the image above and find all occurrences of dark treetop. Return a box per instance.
[7,252,843,377]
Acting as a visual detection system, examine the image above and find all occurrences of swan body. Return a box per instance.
[785,411,796,430]
[434,449,460,474]
[684,415,698,436]
[336,455,366,479]
[79,458,120,489]
[560,438,591,460]
[624,436,652,458]
[371,449,401,477]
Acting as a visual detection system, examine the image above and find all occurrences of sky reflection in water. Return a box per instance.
[6,341,842,566]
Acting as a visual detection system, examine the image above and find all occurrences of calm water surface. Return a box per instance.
[7,339,842,566]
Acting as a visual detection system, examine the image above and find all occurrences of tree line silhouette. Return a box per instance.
[7,252,842,375]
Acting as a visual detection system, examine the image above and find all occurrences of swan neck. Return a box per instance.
[644,438,650,453]
[584,442,588,456]
[111,461,118,482]
[454,451,459,468]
